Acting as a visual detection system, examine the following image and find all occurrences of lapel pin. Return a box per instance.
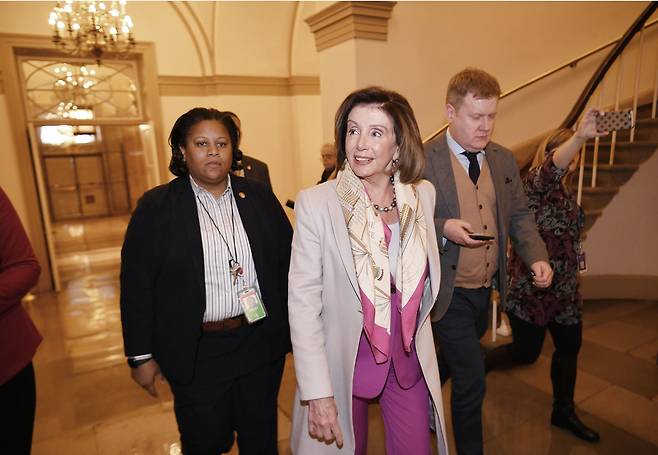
[238,191,246,199]
[246,165,252,171]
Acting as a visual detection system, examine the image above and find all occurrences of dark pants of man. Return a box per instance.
[433,287,490,455]
[0,362,36,455]
[169,327,285,455]
[506,313,582,409]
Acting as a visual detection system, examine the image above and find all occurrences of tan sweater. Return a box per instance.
[449,152,499,289]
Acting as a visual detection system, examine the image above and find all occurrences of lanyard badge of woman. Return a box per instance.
[197,194,268,323]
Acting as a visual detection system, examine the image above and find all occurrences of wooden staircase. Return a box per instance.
[578,103,658,233]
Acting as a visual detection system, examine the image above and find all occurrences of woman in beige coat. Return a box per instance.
[288,87,447,454]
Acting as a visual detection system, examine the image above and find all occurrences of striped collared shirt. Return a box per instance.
[190,175,260,322]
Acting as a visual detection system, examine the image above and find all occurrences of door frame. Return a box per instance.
[28,120,161,291]
[27,123,62,290]
[0,34,165,292]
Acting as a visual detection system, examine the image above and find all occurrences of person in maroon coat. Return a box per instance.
[0,186,42,454]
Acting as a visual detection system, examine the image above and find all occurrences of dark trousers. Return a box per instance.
[506,313,582,409]
[433,287,491,455]
[169,328,285,455]
[0,362,36,455]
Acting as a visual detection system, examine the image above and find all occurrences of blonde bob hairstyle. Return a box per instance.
[334,86,425,184]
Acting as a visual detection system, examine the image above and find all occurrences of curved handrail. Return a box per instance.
[422,8,658,143]
[561,2,658,129]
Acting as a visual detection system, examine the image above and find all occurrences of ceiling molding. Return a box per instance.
[183,1,216,74]
[288,1,301,76]
[211,2,217,71]
[305,1,397,52]
[288,75,322,95]
[168,1,208,76]
[158,74,320,96]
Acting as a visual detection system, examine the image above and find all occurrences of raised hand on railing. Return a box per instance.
[553,108,608,170]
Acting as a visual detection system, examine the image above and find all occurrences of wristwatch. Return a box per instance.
[127,357,152,368]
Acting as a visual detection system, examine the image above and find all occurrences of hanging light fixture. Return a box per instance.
[48,0,135,64]
[52,63,98,118]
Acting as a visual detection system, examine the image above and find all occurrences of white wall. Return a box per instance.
[341,2,649,146]
[317,39,359,141]
[0,93,29,227]
[215,2,297,77]
[159,93,323,204]
[289,94,325,192]
[290,1,322,76]
[583,149,658,277]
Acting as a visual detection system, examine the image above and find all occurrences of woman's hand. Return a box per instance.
[308,396,344,447]
[575,108,608,141]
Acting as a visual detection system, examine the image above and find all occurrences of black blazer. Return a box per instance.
[241,155,272,189]
[120,175,292,384]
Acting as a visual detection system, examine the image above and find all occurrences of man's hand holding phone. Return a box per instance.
[444,219,493,248]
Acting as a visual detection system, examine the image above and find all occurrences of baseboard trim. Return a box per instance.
[580,274,658,301]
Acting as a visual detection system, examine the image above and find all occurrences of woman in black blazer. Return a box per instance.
[120,108,292,455]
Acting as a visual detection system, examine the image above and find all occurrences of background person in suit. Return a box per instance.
[0,186,42,455]
[225,111,273,189]
[423,68,553,455]
[120,108,292,455]
[239,154,272,188]
[318,143,337,184]
[288,87,447,455]
[486,109,606,443]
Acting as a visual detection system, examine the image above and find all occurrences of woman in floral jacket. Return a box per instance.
[487,108,606,443]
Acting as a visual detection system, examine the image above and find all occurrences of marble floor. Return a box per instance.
[52,215,130,255]
[24,223,658,454]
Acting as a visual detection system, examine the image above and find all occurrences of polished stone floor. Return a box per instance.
[25,219,658,454]
[51,215,129,283]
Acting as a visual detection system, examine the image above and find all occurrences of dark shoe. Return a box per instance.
[551,408,600,442]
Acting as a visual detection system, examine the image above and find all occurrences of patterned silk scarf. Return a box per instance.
[336,163,429,363]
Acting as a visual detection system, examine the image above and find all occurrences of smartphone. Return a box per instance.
[469,233,495,241]
[595,109,633,133]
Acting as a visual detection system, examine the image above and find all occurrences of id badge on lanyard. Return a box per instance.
[198,194,268,324]
[576,242,587,273]
[231,260,267,323]
[238,286,268,323]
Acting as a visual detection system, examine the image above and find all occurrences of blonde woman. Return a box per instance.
[487,108,607,442]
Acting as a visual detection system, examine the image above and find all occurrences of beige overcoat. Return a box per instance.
[288,179,448,454]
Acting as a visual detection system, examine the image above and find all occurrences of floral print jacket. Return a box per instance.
[504,153,584,326]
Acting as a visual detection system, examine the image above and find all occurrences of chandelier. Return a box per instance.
[52,64,98,117]
[48,0,135,64]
